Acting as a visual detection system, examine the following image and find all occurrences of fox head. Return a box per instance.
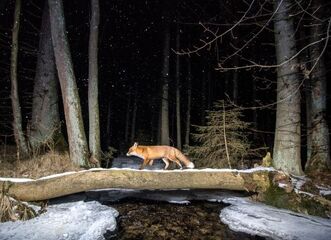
[126,142,139,157]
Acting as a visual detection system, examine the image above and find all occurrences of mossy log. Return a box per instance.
[0,168,277,201]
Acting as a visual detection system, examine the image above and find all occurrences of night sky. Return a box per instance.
[1,0,330,154]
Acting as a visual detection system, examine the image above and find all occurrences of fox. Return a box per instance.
[126,142,195,170]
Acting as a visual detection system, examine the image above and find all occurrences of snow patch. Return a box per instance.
[0,177,34,182]
[39,171,79,180]
[108,166,275,173]
[220,197,331,240]
[290,175,307,190]
[317,186,331,196]
[168,200,191,204]
[0,201,118,240]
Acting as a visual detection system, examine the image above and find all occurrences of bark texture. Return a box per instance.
[273,0,303,175]
[48,0,89,166]
[88,0,101,165]
[160,25,170,145]
[1,168,274,201]
[10,0,29,159]
[30,1,62,151]
[184,58,192,147]
[305,0,330,172]
[175,26,182,149]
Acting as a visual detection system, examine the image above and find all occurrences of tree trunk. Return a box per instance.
[252,77,258,140]
[124,91,131,144]
[232,55,239,104]
[175,26,181,150]
[305,78,312,164]
[106,98,111,147]
[1,168,275,201]
[88,0,101,165]
[160,25,170,145]
[130,93,137,143]
[305,0,330,171]
[184,58,192,147]
[48,0,89,167]
[30,1,63,152]
[10,0,29,159]
[273,0,303,175]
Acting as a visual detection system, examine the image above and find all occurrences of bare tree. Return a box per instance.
[48,0,89,166]
[30,1,63,151]
[88,0,101,166]
[272,0,303,175]
[11,0,29,159]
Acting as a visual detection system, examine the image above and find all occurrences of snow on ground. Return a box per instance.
[0,201,118,240]
[220,197,331,240]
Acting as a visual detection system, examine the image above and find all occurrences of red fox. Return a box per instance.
[126,142,195,170]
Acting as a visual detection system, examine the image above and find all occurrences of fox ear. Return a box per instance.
[133,142,138,147]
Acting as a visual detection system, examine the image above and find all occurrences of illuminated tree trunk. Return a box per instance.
[175,26,182,149]
[273,0,303,175]
[124,91,131,144]
[48,0,89,166]
[160,25,170,145]
[130,92,137,143]
[305,0,330,171]
[184,59,192,148]
[88,0,101,166]
[232,55,239,104]
[10,0,29,159]
[30,1,63,151]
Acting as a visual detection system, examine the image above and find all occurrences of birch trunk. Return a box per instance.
[273,0,303,175]
[30,1,63,151]
[88,0,101,165]
[48,0,89,166]
[10,0,29,159]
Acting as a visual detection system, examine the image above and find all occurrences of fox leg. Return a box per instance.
[174,159,183,169]
[167,156,183,169]
[162,158,170,169]
[139,158,150,170]
[149,160,154,166]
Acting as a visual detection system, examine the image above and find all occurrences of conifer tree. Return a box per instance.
[189,100,250,168]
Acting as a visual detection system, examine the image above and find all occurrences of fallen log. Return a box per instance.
[0,167,277,201]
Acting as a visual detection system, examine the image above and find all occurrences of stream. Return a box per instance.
[108,199,265,240]
[51,189,265,240]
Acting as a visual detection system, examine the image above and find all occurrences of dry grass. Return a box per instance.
[0,146,83,179]
[0,192,37,222]
[0,146,83,222]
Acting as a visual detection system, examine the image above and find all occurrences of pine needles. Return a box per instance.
[188,100,251,168]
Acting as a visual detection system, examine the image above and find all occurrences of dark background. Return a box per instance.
[1,0,330,155]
